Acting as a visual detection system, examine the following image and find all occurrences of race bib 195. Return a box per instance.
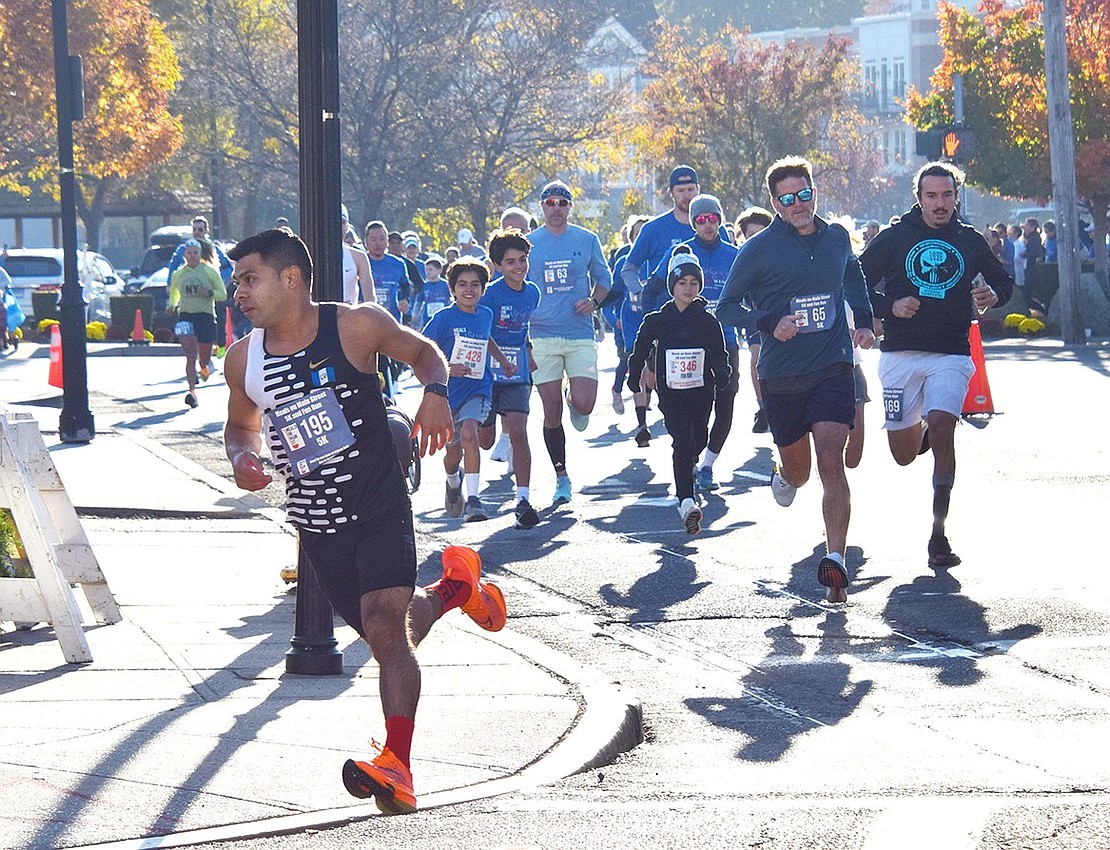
[270,386,356,478]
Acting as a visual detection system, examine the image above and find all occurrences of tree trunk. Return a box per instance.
[74,176,112,252]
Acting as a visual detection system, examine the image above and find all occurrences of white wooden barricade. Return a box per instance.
[0,411,120,663]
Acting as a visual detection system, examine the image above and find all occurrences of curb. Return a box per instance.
[61,625,643,850]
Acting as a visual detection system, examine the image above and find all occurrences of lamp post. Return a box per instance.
[51,0,95,443]
[285,0,344,676]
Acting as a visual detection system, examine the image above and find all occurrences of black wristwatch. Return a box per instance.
[424,382,449,398]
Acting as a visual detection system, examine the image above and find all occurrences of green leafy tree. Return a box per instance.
[905,0,1110,278]
[0,0,183,249]
[631,22,884,218]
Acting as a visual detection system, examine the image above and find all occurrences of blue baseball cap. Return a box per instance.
[669,165,699,188]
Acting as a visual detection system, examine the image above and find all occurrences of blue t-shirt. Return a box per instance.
[422,304,494,409]
[527,224,611,340]
[368,254,410,320]
[479,279,542,384]
[621,210,729,293]
[652,236,741,346]
[415,279,451,327]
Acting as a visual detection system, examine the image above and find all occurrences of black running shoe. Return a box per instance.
[634,427,651,448]
[514,498,539,528]
[928,535,961,568]
[752,409,769,434]
[184,392,198,408]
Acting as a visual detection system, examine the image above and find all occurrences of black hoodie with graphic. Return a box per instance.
[860,204,1013,356]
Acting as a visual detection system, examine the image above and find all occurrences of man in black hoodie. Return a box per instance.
[860,161,1012,569]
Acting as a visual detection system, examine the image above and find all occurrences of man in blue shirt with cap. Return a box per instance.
[527,179,611,504]
[620,165,703,298]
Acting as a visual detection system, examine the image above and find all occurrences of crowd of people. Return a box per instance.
[214,155,1017,814]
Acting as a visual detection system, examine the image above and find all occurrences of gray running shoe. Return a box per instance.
[464,496,488,522]
[445,479,465,517]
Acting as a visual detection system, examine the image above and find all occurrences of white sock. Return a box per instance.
[824,550,845,566]
[517,486,530,503]
[445,469,461,486]
[700,450,719,471]
[464,472,480,499]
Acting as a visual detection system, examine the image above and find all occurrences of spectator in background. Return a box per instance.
[1023,217,1045,311]
[862,220,881,246]
[984,227,1003,261]
[1008,224,1026,297]
[1043,220,1057,264]
[994,222,1015,279]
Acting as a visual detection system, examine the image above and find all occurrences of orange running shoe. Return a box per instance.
[441,545,507,632]
[342,741,416,814]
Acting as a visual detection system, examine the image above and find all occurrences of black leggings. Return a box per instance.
[707,344,741,454]
[612,340,629,394]
[662,400,713,501]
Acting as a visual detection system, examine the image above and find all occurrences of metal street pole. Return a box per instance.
[286,0,343,676]
[51,0,95,443]
[1043,0,1083,345]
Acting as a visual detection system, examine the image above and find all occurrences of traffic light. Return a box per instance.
[915,130,942,160]
[941,125,977,164]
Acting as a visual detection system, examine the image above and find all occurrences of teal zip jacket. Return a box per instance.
[717,215,872,382]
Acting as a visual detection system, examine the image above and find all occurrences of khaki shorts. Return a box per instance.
[531,337,598,385]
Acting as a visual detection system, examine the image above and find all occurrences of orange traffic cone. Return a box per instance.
[962,320,997,421]
[128,307,149,346]
[48,323,63,388]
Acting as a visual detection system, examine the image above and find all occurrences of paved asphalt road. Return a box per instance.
[3,334,1110,849]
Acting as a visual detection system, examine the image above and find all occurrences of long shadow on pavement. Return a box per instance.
[23,574,362,849]
[684,544,876,762]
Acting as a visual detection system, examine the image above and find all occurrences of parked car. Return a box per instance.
[123,224,193,298]
[0,248,124,323]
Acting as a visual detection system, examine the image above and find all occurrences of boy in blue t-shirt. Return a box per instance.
[422,257,514,521]
[413,254,450,326]
[479,228,543,528]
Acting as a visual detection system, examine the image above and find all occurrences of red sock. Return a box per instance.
[384,715,415,768]
[427,577,471,617]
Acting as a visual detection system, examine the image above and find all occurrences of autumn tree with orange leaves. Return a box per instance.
[0,0,182,250]
[631,22,886,218]
[906,0,1110,279]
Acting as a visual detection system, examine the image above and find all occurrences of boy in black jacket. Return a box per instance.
[628,247,731,534]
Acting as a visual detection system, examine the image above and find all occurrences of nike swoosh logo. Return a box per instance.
[309,359,329,370]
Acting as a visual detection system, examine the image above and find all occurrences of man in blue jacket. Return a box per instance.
[717,156,875,601]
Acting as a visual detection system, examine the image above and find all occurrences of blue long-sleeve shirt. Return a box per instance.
[717,215,873,383]
[621,210,730,294]
[527,224,611,340]
[650,235,741,346]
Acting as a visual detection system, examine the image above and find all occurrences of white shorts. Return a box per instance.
[878,350,974,431]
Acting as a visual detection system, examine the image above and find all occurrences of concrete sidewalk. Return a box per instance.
[0,418,642,850]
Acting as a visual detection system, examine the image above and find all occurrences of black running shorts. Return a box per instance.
[761,364,856,448]
[298,509,417,637]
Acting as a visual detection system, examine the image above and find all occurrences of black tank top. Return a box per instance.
[244,303,407,532]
